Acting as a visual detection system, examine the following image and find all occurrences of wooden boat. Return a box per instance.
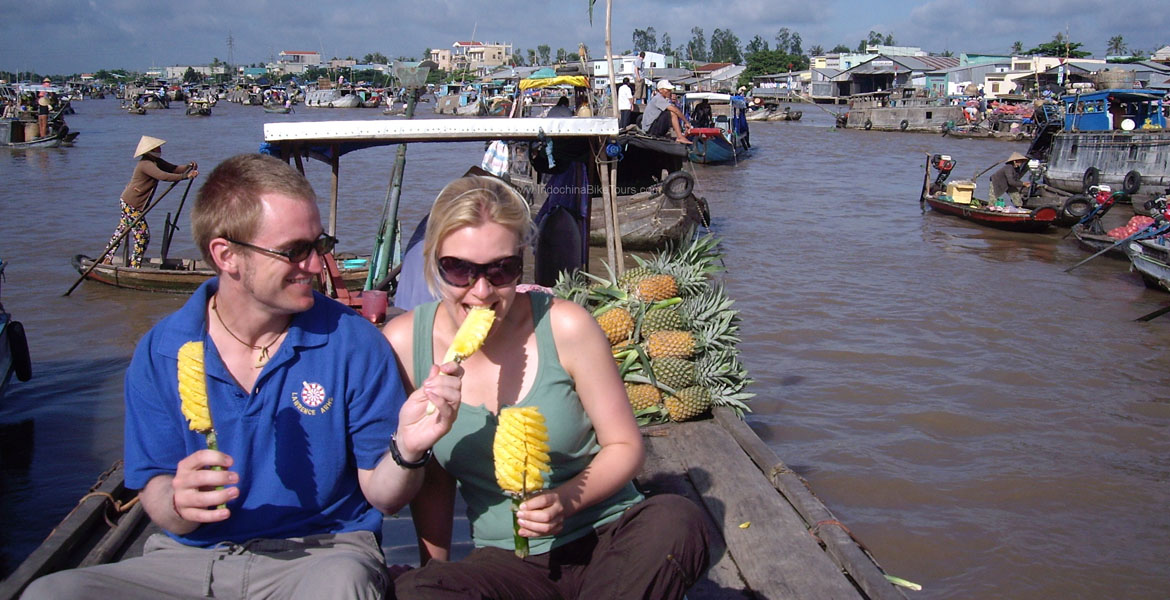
[587,184,709,250]
[745,108,771,121]
[920,154,1058,232]
[941,124,1029,141]
[70,254,371,295]
[765,107,802,121]
[184,101,211,117]
[844,86,965,132]
[1070,223,1130,259]
[263,104,292,114]
[0,408,910,600]
[1027,89,1168,204]
[683,93,752,165]
[1127,235,1170,292]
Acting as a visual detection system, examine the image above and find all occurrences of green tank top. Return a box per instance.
[411,293,643,554]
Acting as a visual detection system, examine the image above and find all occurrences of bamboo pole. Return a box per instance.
[604,0,624,275]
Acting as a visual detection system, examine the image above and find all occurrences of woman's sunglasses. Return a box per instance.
[225,233,338,264]
[437,255,523,287]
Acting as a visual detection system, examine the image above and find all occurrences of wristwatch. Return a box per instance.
[389,433,432,469]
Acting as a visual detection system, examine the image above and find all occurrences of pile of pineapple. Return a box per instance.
[553,235,753,424]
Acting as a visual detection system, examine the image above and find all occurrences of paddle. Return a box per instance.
[160,176,195,262]
[1134,303,1170,322]
[63,174,189,296]
[919,154,931,213]
[1063,222,1170,273]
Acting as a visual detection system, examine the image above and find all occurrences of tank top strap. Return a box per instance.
[528,292,559,363]
[410,301,440,388]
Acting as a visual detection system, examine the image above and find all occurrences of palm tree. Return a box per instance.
[1107,35,1126,57]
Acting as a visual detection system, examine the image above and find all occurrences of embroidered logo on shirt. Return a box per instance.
[292,381,333,416]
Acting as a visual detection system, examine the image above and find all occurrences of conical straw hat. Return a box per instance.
[1005,151,1028,163]
[133,135,166,157]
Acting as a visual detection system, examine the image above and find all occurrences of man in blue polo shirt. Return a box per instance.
[23,154,463,599]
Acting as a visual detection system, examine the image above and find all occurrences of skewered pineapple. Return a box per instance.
[178,341,214,435]
[427,307,497,415]
[443,307,496,364]
[493,405,551,557]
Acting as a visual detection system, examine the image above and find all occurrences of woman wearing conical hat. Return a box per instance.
[104,136,198,268]
[988,151,1031,208]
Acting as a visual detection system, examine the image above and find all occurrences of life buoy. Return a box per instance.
[1061,194,1093,220]
[662,171,695,200]
[8,320,31,382]
[1082,167,1099,192]
[899,119,909,131]
[1123,170,1142,195]
[863,120,873,130]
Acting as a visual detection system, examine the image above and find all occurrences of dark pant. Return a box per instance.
[646,110,674,138]
[394,494,710,600]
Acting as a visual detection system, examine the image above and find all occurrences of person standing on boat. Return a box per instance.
[384,175,709,599]
[36,92,51,138]
[617,76,635,128]
[641,80,692,144]
[103,136,198,268]
[633,51,646,104]
[988,152,1031,207]
[22,153,459,600]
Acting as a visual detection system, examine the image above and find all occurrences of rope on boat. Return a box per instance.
[59,460,141,529]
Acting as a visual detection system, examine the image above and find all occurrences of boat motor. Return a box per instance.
[929,154,956,194]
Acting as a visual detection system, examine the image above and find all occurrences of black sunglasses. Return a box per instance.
[225,234,338,264]
[437,255,523,287]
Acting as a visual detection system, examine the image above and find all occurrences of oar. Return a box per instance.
[919,153,931,213]
[160,176,195,262]
[1135,303,1170,322]
[1063,223,1169,273]
[971,159,1001,183]
[63,176,186,296]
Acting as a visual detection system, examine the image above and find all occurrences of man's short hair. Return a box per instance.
[192,153,317,270]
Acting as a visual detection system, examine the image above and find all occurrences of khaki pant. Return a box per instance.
[21,530,388,600]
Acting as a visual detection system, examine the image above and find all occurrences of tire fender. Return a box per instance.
[1123,170,1142,195]
[1061,194,1093,219]
[663,171,695,200]
[899,119,909,131]
[8,321,31,382]
[864,120,873,130]
[1082,167,1100,192]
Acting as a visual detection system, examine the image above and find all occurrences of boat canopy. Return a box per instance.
[519,76,589,91]
[262,117,620,162]
[1060,89,1167,131]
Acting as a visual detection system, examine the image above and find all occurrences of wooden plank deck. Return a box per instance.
[636,408,906,599]
[1,407,905,599]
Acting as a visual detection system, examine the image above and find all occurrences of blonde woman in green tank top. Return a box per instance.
[382,176,710,599]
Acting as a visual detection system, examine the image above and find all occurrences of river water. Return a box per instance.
[2,98,1168,599]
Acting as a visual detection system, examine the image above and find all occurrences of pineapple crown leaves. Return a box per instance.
[624,372,680,398]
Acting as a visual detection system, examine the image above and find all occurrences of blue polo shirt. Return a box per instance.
[124,279,402,547]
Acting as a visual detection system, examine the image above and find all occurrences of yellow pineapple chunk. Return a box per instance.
[493,406,551,495]
[443,307,496,364]
[177,341,213,433]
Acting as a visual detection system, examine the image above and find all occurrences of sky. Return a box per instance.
[2,0,1168,75]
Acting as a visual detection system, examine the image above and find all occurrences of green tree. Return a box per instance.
[746,35,769,55]
[830,44,851,53]
[1106,35,1126,56]
[687,27,708,62]
[737,49,808,88]
[659,33,672,56]
[710,28,742,63]
[791,32,803,56]
[512,53,524,66]
[182,66,202,84]
[555,47,567,63]
[1025,33,1091,58]
[537,44,551,65]
[362,52,390,64]
[809,44,824,56]
[775,27,791,53]
[527,48,537,65]
[632,27,657,52]
[1011,41,1023,54]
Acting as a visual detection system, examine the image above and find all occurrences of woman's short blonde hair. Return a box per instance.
[423,176,532,294]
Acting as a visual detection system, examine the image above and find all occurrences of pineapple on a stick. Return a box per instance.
[493,406,551,558]
[177,341,225,508]
[426,307,496,415]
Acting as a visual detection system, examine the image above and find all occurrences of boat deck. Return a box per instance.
[0,407,904,599]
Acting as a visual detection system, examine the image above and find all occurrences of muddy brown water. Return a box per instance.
[1,98,1168,598]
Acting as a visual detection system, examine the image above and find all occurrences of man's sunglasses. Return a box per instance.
[437,255,523,287]
[225,234,338,264]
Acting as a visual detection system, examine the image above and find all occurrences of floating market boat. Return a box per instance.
[1027,89,1169,204]
[70,254,370,295]
[844,86,965,133]
[683,92,752,165]
[920,154,1058,232]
